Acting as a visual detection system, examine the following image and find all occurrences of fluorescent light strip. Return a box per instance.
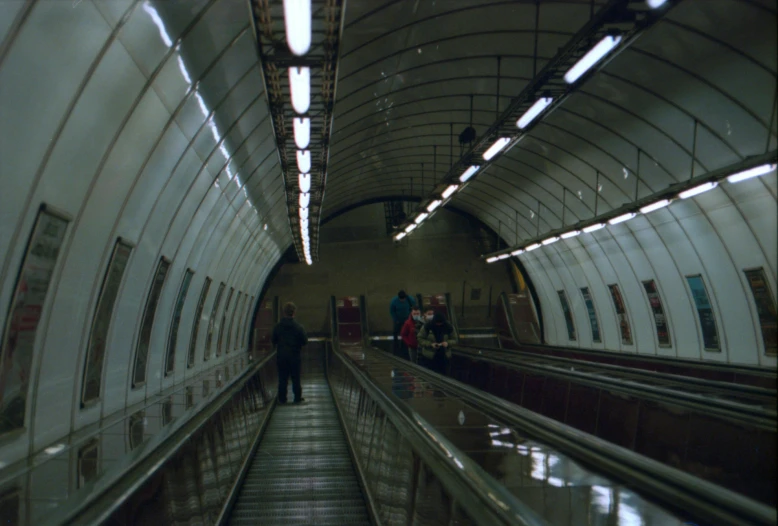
[283,0,311,56]
[483,138,510,160]
[647,0,668,8]
[297,150,311,173]
[517,97,553,129]
[299,173,311,192]
[299,192,310,208]
[727,163,776,183]
[486,256,499,263]
[583,223,605,233]
[427,200,442,212]
[525,243,541,251]
[459,165,480,182]
[289,67,310,114]
[640,199,671,214]
[442,184,459,199]
[609,212,636,225]
[678,181,717,199]
[396,232,406,240]
[415,213,428,224]
[405,224,417,233]
[497,254,510,260]
[293,117,310,149]
[561,230,580,239]
[564,35,622,84]
[541,236,559,245]
[299,207,308,220]
[511,249,525,256]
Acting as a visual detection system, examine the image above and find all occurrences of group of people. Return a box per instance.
[272,292,457,405]
[390,290,456,375]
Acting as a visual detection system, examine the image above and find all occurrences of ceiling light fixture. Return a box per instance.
[583,223,605,233]
[678,181,717,199]
[482,137,510,160]
[486,256,499,263]
[511,249,525,256]
[396,232,406,240]
[517,97,554,129]
[609,212,636,225]
[415,213,428,224]
[299,173,311,193]
[427,200,442,212]
[293,117,310,149]
[639,199,671,214]
[459,165,480,182]
[299,192,310,208]
[299,208,308,220]
[405,224,417,233]
[497,254,510,260]
[442,184,459,199]
[726,163,776,183]
[542,236,560,245]
[561,230,580,239]
[289,67,310,114]
[564,35,622,84]
[526,243,541,251]
[646,0,668,8]
[283,0,311,56]
[296,150,311,173]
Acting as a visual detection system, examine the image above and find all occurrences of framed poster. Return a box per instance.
[166,269,194,375]
[188,277,211,368]
[132,258,170,387]
[557,290,576,341]
[608,284,632,345]
[243,296,255,348]
[82,238,133,405]
[216,287,234,357]
[204,282,225,361]
[0,205,70,435]
[128,410,145,451]
[744,268,777,356]
[225,292,242,354]
[580,287,601,343]
[686,275,720,352]
[642,280,671,347]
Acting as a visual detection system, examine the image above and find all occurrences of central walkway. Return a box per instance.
[229,350,370,525]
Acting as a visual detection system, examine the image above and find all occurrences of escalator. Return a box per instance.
[227,350,369,524]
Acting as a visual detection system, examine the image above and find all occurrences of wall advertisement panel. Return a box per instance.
[608,284,632,345]
[580,287,601,343]
[133,258,170,387]
[188,278,211,367]
[217,287,234,357]
[557,290,576,341]
[744,268,777,356]
[204,282,226,361]
[685,275,720,352]
[166,269,194,374]
[642,279,671,347]
[0,205,69,435]
[82,238,133,405]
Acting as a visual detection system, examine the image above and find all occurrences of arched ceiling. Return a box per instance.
[322,0,777,245]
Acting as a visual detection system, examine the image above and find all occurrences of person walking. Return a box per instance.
[272,302,308,404]
[400,306,424,363]
[390,290,416,354]
[418,311,456,375]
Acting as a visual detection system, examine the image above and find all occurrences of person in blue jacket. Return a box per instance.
[390,290,416,354]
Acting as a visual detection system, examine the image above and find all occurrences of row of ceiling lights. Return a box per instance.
[486,162,777,262]
[285,0,314,265]
[395,0,669,242]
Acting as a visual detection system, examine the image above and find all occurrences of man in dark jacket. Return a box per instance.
[390,290,416,354]
[272,302,308,404]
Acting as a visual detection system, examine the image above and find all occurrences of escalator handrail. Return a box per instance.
[451,345,776,428]
[372,348,776,526]
[331,341,547,526]
[48,351,277,526]
[455,342,776,397]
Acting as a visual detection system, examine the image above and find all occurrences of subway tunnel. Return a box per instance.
[0,0,776,524]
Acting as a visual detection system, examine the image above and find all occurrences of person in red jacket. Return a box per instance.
[400,307,424,363]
